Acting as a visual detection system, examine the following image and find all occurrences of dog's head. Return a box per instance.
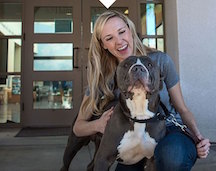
[116,56,161,100]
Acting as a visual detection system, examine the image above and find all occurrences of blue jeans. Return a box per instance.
[115,126,197,171]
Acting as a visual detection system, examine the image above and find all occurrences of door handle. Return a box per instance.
[73,47,79,69]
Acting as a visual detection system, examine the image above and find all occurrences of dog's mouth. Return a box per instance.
[127,78,150,93]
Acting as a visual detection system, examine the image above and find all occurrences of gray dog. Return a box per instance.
[93,56,165,171]
[61,56,165,171]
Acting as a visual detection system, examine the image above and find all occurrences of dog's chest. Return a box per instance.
[117,123,157,164]
[125,88,154,120]
[117,89,157,164]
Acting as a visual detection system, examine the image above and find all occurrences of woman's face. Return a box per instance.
[100,17,133,62]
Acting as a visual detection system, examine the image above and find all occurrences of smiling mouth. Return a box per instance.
[118,45,127,51]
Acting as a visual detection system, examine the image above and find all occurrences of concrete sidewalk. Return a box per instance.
[0,128,215,171]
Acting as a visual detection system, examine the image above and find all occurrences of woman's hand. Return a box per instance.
[95,107,114,134]
[196,134,211,158]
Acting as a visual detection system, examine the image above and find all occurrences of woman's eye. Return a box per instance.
[119,30,126,34]
[106,37,112,41]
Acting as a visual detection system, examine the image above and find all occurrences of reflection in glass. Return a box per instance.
[142,38,164,52]
[91,7,128,33]
[33,81,73,109]
[0,39,21,72]
[0,3,22,36]
[157,38,164,52]
[33,43,73,71]
[140,4,163,36]
[34,7,73,34]
[143,38,164,52]
[143,38,156,49]
[0,75,20,123]
[157,24,163,35]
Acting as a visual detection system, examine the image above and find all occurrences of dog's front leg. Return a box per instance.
[87,133,102,171]
[93,140,117,171]
[93,131,117,171]
[94,156,111,171]
[60,129,90,171]
[93,109,128,171]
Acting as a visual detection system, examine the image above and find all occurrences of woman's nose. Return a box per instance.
[115,36,123,44]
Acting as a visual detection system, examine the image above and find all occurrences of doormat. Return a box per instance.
[15,127,71,137]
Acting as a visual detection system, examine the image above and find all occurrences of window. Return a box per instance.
[33,43,73,71]
[140,0,165,51]
[33,81,73,109]
[34,7,73,34]
[0,3,22,123]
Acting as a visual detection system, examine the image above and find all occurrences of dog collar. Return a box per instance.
[119,96,167,123]
[127,112,166,123]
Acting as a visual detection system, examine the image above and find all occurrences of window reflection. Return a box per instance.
[0,3,22,36]
[140,4,163,36]
[34,7,73,34]
[142,38,164,52]
[0,39,21,73]
[140,3,164,52]
[0,75,20,123]
[157,38,164,52]
[33,43,73,71]
[0,3,22,124]
[33,81,73,109]
[143,38,156,48]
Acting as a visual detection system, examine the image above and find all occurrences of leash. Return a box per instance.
[160,101,200,144]
[119,97,200,144]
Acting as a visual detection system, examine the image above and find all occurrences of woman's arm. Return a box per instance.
[168,82,200,136]
[168,82,210,158]
[73,95,113,137]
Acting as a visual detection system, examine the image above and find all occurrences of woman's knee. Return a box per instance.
[154,132,197,171]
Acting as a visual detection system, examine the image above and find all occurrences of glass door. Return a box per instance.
[0,2,23,124]
[23,0,137,127]
[23,0,82,126]
[1,0,164,127]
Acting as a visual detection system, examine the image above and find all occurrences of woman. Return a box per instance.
[73,10,210,171]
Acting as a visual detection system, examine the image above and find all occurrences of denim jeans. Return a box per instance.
[115,125,197,171]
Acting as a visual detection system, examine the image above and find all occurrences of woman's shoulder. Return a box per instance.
[147,51,173,70]
[147,51,170,63]
[147,51,179,89]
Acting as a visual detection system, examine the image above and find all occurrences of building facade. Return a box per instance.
[0,0,215,141]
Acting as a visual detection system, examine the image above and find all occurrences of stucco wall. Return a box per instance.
[165,0,216,142]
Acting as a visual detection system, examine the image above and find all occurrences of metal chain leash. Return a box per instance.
[166,114,187,132]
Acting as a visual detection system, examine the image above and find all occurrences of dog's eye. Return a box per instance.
[124,63,128,68]
[148,63,153,67]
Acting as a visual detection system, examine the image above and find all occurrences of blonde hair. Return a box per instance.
[80,10,150,118]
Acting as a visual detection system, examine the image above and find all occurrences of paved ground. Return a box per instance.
[0,128,215,171]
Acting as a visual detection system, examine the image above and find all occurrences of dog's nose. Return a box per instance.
[131,65,145,73]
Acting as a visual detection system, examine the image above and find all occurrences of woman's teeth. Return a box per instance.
[118,45,127,51]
